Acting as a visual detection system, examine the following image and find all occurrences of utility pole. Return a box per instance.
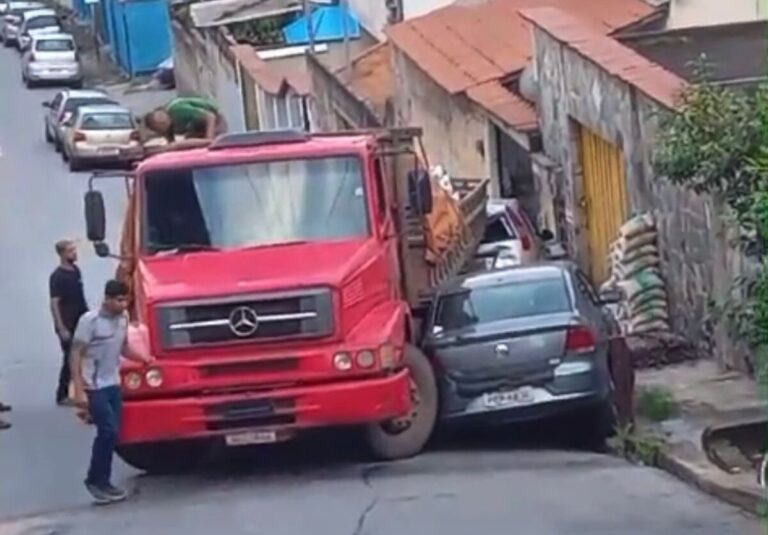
[303,0,314,54]
[340,0,350,73]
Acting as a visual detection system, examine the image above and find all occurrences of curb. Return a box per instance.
[657,447,763,514]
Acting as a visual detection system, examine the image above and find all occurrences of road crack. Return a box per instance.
[352,465,384,535]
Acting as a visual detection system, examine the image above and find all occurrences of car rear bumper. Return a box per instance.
[438,358,611,425]
[27,71,81,82]
[71,145,143,162]
[118,370,411,445]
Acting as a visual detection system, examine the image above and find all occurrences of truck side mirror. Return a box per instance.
[84,190,106,242]
[407,169,433,216]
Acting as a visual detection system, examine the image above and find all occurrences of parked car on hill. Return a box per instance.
[423,261,620,448]
[21,33,81,88]
[0,1,44,46]
[60,104,143,171]
[43,89,117,151]
[17,8,60,51]
[475,198,548,268]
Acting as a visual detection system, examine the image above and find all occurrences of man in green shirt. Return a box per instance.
[143,97,227,149]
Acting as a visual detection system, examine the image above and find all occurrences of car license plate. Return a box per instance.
[98,147,119,155]
[482,387,536,409]
[225,430,277,447]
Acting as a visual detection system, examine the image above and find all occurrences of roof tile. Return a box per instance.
[467,81,538,131]
[385,0,656,95]
[520,7,687,108]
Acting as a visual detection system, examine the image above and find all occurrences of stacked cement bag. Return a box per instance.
[601,213,671,336]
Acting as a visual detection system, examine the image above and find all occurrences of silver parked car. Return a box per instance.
[61,104,143,171]
[424,261,620,447]
[17,8,59,51]
[0,2,43,47]
[43,89,117,151]
[22,33,81,87]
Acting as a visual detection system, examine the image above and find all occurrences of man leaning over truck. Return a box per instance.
[71,280,154,505]
[142,97,227,152]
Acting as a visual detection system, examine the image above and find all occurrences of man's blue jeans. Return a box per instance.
[86,385,122,487]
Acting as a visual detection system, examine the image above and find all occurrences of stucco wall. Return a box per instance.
[392,48,488,178]
[531,26,754,368]
[667,0,766,29]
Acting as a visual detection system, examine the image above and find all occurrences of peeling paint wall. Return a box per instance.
[531,26,755,369]
[171,21,245,132]
[392,48,488,178]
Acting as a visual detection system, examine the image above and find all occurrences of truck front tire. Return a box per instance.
[116,440,210,474]
[365,345,438,460]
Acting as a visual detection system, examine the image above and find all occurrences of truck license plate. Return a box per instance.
[225,430,277,447]
[482,387,535,409]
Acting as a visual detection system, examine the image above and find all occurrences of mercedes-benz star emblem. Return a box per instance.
[495,343,510,358]
[228,306,259,337]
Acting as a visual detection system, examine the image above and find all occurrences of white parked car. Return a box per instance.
[17,8,59,51]
[0,1,43,47]
[22,33,81,88]
[44,89,117,151]
[61,104,143,171]
[476,199,546,268]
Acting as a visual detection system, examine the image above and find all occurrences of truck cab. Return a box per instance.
[84,129,486,472]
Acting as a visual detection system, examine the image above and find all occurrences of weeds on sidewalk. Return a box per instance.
[609,424,667,466]
[636,386,678,422]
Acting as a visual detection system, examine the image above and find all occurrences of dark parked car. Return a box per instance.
[424,261,620,446]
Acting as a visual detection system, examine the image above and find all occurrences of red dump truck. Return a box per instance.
[83,128,488,472]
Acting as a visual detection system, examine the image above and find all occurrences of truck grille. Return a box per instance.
[156,288,333,349]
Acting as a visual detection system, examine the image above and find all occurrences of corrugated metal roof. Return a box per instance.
[520,7,686,109]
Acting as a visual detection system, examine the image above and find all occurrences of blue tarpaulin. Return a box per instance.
[282,5,360,45]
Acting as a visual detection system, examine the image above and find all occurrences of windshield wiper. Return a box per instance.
[151,243,221,255]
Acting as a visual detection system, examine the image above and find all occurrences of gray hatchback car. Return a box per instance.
[424,261,619,445]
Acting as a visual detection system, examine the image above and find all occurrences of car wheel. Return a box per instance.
[54,138,62,153]
[70,80,83,89]
[68,157,82,172]
[44,124,53,143]
[364,344,438,460]
[580,399,618,452]
[116,441,211,474]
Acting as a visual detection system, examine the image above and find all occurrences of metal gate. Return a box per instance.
[577,125,628,284]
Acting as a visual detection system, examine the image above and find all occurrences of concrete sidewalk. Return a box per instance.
[637,360,765,514]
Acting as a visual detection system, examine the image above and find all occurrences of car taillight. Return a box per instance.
[129,130,140,141]
[73,130,86,142]
[520,234,531,251]
[565,325,596,354]
[509,209,531,250]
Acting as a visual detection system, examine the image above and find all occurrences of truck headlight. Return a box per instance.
[145,368,163,388]
[123,372,142,390]
[356,350,375,369]
[333,352,353,371]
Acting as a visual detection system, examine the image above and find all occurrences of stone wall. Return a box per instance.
[391,48,488,178]
[531,25,753,369]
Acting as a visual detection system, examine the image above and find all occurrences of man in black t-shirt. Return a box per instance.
[49,239,89,405]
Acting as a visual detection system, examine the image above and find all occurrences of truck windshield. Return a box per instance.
[143,156,368,253]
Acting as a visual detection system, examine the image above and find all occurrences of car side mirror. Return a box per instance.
[407,169,433,216]
[543,241,568,260]
[84,190,106,242]
[540,229,555,242]
[42,101,51,108]
[599,288,623,305]
[432,325,444,336]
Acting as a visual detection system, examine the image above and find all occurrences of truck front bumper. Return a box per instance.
[119,370,411,445]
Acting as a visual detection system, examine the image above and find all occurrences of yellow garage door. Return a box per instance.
[577,125,628,284]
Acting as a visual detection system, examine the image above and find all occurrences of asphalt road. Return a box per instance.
[0,46,762,535]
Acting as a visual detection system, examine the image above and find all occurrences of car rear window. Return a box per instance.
[80,113,133,130]
[435,276,571,331]
[27,14,56,29]
[64,97,115,112]
[481,216,516,243]
[36,38,73,51]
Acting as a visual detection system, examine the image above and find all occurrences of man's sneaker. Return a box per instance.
[0,403,11,413]
[104,485,128,502]
[0,419,10,430]
[84,482,113,506]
